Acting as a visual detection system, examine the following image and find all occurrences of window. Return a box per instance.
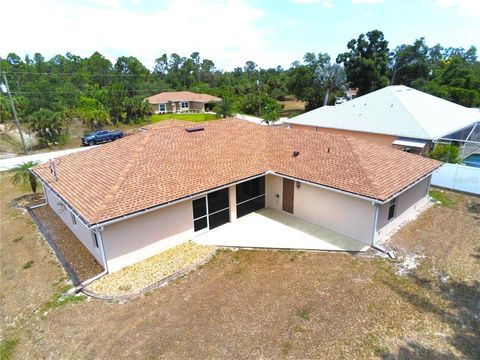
[208,188,229,213]
[192,197,208,232]
[236,177,265,218]
[159,104,166,112]
[181,101,189,109]
[236,177,265,203]
[92,232,99,248]
[192,188,230,233]
[388,198,397,220]
[71,213,77,226]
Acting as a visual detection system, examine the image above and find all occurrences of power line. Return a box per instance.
[10,89,167,95]
[3,71,185,78]
[5,71,191,77]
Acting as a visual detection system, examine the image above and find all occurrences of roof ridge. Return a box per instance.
[387,87,432,139]
[343,135,381,198]
[91,130,154,222]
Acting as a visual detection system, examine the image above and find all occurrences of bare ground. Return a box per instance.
[0,173,64,329]
[1,175,479,359]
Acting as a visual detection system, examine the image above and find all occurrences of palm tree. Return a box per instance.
[10,161,40,196]
[316,63,347,106]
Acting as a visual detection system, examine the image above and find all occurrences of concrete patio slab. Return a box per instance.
[195,208,369,252]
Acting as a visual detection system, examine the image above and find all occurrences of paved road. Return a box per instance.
[0,146,94,171]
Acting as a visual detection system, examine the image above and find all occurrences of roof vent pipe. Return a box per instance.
[292,150,300,157]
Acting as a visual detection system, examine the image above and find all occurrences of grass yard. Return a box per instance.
[150,113,220,123]
[1,172,479,359]
[279,96,306,117]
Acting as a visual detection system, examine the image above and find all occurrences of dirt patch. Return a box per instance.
[31,206,103,281]
[0,172,63,328]
[2,184,479,359]
[86,241,214,297]
[389,189,480,282]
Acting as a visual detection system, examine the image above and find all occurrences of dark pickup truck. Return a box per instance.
[82,130,124,146]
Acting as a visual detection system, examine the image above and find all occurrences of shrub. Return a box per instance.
[429,144,461,163]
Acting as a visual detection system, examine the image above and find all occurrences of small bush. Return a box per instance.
[281,341,293,355]
[296,307,310,320]
[22,260,34,269]
[12,236,23,243]
[429,144,461,164]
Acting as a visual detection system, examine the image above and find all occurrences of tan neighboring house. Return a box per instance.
[146,91,222,114]
[32,119,441,275]
[285,85,480,156]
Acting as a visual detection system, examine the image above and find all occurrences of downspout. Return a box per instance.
[28,173,48,210]
[370,203,379,247]
[369,203,396,259]
[71,227,109,293]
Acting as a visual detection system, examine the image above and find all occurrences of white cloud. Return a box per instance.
[351,0,383,4]
[290,0,333,7]
[436,0,480,17]
[1,0,272,70]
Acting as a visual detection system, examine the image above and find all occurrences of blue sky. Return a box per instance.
[2,0,479,70]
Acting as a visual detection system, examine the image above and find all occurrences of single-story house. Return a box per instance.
[32,119,441,274]
[285,85,480,156]
[146,91,222,114]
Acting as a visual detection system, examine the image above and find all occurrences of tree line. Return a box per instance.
[1,29,478,146]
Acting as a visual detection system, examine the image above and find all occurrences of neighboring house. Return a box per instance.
[146,91,222,114]
[32,119,441,274]
[285,85,480,156]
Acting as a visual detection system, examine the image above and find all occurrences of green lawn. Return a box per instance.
[429,189,454,206]
[150,113,221,123]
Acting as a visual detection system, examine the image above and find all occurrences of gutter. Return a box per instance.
[89,173,267,229]
[267,171,384,204]
[32,165,439,232]
[379,169,440,205]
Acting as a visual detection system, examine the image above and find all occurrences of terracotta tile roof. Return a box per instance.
[146,91,222,104]
[32,119,441,225]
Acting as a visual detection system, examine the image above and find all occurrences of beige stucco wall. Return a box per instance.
[376,176,431,242]
[189,101,204,111]
[290,124,398,147]
[102,200,194,272]
[229,185,237,221]
[269,176,376,244]
[44,185,102,264]
[265,174,283,211]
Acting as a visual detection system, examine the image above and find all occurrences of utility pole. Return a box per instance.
[2,71,28,154]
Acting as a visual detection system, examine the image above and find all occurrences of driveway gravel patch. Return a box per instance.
[85,241,214,297]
